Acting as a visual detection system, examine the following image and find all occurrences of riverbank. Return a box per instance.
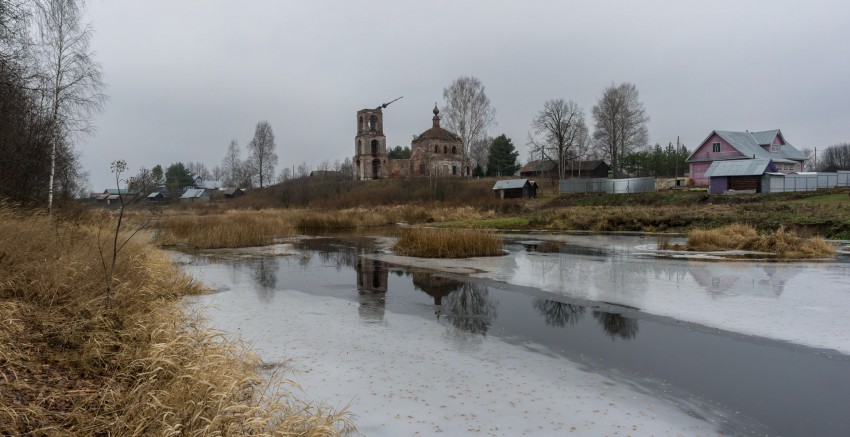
[0,206,352,435]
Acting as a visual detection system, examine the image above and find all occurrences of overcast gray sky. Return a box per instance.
[83,0,850,190]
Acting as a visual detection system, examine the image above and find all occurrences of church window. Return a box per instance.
[434,145,438,153]
[452,146,457,154]
[443,146,447,154]
[371,139,378,155]
[359,116,363,133]
[369,115,377,132]
[420,163,426,174]
[452,165,457,175]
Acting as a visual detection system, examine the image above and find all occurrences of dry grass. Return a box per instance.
[0,204,353,435]
[685,223,760,252]
[675,223,835,259]
[393,228,504,258]
[156,209,298,248]
[154,206,495,249]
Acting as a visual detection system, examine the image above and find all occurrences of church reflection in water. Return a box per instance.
[355,254,387,321]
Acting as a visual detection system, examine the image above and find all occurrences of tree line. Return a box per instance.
[0,0,104,209]
[440,78,667,179]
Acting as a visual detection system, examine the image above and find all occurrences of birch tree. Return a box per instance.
[35,0,105,213]
[591,82,648,178]
[441,76,496,175]
[247,121,277,187]
[221,139,242,187]
[529,99,588,180]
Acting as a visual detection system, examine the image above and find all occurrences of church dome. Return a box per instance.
[412,105,461,144]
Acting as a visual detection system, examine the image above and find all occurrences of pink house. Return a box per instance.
[687,130,807,185]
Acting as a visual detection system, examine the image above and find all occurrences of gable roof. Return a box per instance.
[493,179,531,190]
[703,159,774,178]
[180,188,208,199]
[688,129,806,163]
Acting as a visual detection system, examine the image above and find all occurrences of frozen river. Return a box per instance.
[180,234,850,436]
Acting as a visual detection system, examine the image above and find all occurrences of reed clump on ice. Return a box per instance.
[0,204,353,435]
[666,223,834,259]
[393,228,504,258]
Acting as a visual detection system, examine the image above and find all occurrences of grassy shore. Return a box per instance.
[0,205,352,435]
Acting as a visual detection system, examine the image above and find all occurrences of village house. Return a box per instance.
[687,130,807,186]
[179,188,211,203]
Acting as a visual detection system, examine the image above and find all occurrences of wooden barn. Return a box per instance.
[493,179,538,199]
[703,159,775,194]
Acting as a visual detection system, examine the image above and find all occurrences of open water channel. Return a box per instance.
[180,233,850,436]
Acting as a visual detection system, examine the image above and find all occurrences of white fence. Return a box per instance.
[762,173,818,193]
[560,177,656,194]
[817,173,838,189]
[838,171,850,187]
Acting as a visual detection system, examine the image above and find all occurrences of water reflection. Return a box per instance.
[592,311,639,340]
[442,283,498,339]
[253,257,278,302]
[356,255,387,321]
[533,298,639,340]
[521,242,801,300]
[532,299,585,327]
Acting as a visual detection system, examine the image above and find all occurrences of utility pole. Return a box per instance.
[675,136,680,182]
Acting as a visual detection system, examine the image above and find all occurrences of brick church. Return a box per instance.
[353,104,469,180]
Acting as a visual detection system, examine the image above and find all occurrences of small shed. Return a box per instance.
[703,159,775,194]
[222,187,245,199]
[179,188,211,203]
[147,192,166,202]
[493,179,538,199]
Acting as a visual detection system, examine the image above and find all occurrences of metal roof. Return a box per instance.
[493,179,530,190]
[714,130,806,161]
[703,159,773,177]
[180,188,207,198]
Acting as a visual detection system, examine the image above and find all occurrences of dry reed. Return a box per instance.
[393,228,504,258]
[681,223,834,258]
[0,204,353,435]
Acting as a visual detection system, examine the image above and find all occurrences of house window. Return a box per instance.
[770,144,780,153]
[712,142,721,153]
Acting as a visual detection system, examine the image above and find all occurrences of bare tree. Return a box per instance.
[317,160,331,172]
[818,142,850,171]
[338,157,353,179]
[528,99,588,180]
[127,166,153,194]
[35,0,106,214]
[185,161,210,180]
[801,147,816,171]
[246,120,277,187]
[296,161,310,178]
[441,76,496,175]
[470,135,493,171]
[220,139,242,187]
[591,82,649,178]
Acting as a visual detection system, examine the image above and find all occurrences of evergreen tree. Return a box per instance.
[472,164,485,178]
[486,135,520,177]
[387,145,411,159]
[165,162,194,195]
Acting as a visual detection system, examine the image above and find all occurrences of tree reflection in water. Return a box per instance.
[533,299,585,327]
[443,283,498,341]
[592,311,639,340]
[533,299,639,339]
[251,257,278,303]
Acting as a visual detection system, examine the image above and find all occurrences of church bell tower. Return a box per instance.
[353,97,401,180]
